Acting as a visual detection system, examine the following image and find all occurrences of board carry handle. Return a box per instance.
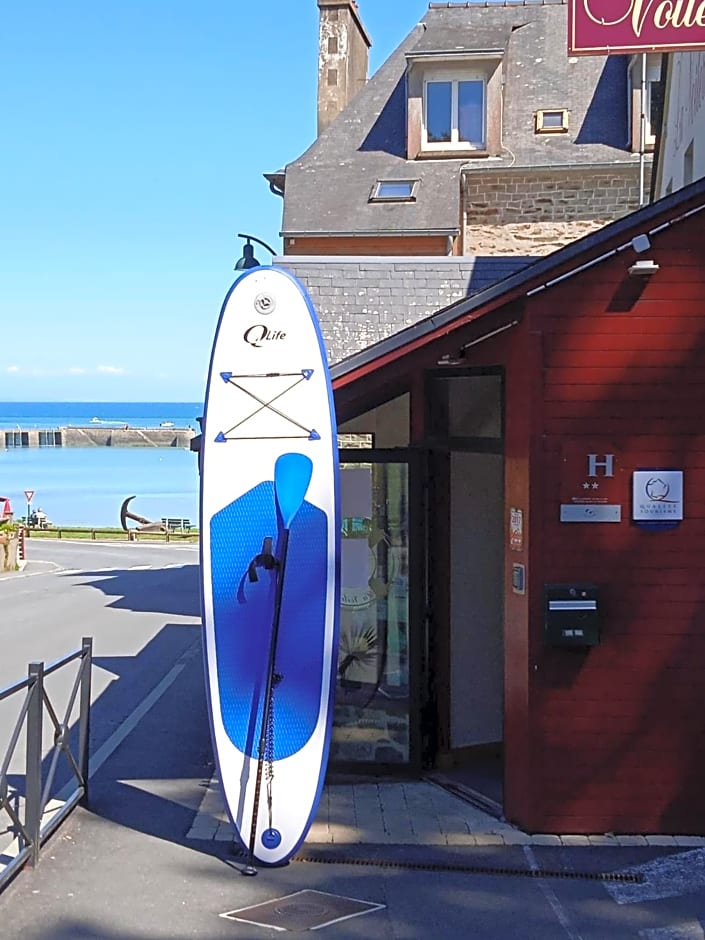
[242,452,313,875]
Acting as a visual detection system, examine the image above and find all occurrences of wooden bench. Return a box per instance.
[161,517,191,532]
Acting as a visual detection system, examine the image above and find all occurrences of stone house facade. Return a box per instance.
[268,0,656,259]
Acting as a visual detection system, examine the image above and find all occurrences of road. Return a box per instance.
[0,538,200,686]
[0,538,201,807]
[2,541,705,937]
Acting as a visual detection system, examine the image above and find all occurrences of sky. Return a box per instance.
[0,0,433,403]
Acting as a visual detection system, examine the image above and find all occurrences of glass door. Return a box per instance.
[332,451,422,771]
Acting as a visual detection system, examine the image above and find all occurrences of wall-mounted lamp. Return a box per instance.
[628,259,660,277]
[631,233,651,253]
[437,350,466,366]
[234,233,277,270]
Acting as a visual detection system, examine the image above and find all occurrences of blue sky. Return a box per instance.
[0,0,432,403]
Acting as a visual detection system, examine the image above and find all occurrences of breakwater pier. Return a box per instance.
[4,426,197,448]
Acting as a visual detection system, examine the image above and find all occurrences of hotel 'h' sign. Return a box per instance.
[569,1,705,54]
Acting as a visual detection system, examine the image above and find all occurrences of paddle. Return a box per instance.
[243,452,313,875]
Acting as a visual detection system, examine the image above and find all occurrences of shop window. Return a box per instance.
[428,373,503,445]
[338,393,410,448]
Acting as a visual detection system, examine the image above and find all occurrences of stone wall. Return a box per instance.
[462,165,652,255]
[3,427,196,449]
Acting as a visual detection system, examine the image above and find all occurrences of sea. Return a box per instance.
[0,402,203,528]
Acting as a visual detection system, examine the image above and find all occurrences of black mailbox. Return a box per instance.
[544,583,600,648]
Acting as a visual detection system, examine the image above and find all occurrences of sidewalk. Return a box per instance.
[188,775,705,851]
[2,637,703,939]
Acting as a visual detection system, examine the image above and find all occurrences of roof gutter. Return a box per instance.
[282,228,460,238]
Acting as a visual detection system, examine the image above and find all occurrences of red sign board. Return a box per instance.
[568,1,705,55]
[24,490,35,502]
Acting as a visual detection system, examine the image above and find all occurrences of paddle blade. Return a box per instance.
[274,453,313,528]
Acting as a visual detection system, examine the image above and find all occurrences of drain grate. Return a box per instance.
[221,889,385,931]
[230,847,644,884]
[289,850,645,884]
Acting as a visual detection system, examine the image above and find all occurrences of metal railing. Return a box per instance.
[0,637,92,892]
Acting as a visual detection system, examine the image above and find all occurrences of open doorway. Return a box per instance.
[426,370,505,814]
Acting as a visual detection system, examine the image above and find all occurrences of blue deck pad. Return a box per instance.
[210,482,328,760]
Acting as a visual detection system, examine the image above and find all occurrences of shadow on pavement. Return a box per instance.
[60,563,201,618]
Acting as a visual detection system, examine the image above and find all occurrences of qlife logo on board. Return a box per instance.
[243,325,287,348]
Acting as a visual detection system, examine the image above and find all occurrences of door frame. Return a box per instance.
[334,447,426,776]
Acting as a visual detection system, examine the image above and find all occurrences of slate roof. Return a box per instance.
[276,254,532,364]
[275,0,637,240]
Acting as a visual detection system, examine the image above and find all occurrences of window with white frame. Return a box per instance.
[423,70,486,151]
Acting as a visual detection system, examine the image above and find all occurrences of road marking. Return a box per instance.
[607,849,705,905]
[56,640,201,801]
[640,926,705,939]
[0,560,61,581]
[523,845,585,940]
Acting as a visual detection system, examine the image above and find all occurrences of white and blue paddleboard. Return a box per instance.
[200,266,340,867]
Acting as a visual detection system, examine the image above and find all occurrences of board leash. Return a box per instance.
[242,453,313,876]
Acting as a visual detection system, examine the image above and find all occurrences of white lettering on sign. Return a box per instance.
[587,454,615,477]
[582,0,705,36]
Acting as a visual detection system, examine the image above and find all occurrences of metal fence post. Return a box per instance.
[25,661,44,868]
[78,637,93,804]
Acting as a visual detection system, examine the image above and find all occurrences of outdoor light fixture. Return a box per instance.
[628,259,660,277]
[631,233,651,253]
[437,350,466,366]
[234,233,277,270]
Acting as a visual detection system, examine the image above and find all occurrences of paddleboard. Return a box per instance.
[200,265,340,867]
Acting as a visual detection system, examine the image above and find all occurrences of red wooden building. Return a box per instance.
[329,178,705,835]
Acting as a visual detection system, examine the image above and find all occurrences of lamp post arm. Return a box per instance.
[237,233,277,258]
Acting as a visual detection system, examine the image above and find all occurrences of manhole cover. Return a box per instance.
[221,889,385,931]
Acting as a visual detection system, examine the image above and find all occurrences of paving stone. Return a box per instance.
[529,834,562,846]
[587,835,620,846]
[473,834,505,846]
[560,835,591,846]
[644,835,678,846]
[501,831,533,845]
[445,831,478,846]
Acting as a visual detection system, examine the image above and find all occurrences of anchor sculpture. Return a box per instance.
[119,496,166,533]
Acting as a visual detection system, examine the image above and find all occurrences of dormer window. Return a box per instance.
[406,54,503,159]
[424,72,486,150]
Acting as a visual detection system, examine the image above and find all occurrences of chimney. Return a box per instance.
[317,0,371,135]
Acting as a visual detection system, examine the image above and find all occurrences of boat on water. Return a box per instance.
[160,421,175,428]
[88,417,128,427]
